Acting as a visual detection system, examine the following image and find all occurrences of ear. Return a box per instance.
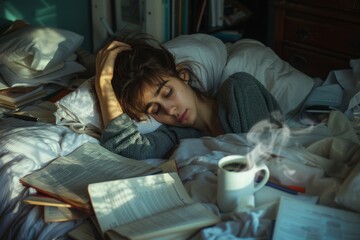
[178,69,190,81]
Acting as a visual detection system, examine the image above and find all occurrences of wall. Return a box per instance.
[237,0,275,49]
[0,0,93,52]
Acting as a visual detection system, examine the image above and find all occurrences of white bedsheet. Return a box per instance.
[0,118,98,240]
[0,110,359,240]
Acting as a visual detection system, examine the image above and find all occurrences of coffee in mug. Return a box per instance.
[217,155,270,213]
[222,161,248,172]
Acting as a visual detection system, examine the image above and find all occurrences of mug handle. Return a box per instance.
[253,163,270,192]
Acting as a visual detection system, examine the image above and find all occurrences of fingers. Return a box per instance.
[97,40,132,62]
[95,40,132,81]
[102,41,132,56]
[106,40,131,51]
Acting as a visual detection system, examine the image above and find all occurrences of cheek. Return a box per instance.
[181,89,197,109]
[150,114,167,123]
[151,114,173,124]
[176,86,194,105]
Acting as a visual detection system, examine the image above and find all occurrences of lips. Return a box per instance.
[177,109,188,123]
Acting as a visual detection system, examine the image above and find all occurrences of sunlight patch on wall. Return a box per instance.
[35,5,56,26]
[4,2,23,21]
[3,1,57,26]
[34,0,56,26]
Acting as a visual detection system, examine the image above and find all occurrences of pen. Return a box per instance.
[256,176,305,195]
[265,181,298,195]
[286,185,306,193]
[4,112,39,122]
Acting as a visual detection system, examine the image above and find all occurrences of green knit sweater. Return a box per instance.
[101,72,280,159]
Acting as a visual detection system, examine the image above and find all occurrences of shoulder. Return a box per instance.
[216,71,281,113]
[216,71,277,108]
[219,72,265,93]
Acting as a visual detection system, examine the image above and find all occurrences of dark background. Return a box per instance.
[0,0,274,53]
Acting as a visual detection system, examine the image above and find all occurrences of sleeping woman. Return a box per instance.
[95,33,281,160]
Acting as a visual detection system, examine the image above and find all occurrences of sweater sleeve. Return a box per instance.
[101,114,202,160]
[217,72,281,133]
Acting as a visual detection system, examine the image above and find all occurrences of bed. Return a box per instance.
[1,21,360,240]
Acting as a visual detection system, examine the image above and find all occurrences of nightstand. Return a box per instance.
[273,0,360,79]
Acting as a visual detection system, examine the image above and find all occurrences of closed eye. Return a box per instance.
[148,103,160,115]
[144,80,172,115]
[164,88,173,98]
[149,87,172,115]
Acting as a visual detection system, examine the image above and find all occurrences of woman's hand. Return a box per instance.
[95,41,132,128]
[95,41,131,86]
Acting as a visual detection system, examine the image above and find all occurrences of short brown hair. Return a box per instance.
[111,32,205,121]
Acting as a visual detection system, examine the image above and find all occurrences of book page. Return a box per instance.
[67,218,102,240]
[44,206,88,222]
[108,203,220,240]
[23,194,72,208]
[88,172,194,234]
[20,143,159,211]
[158,158,178,173]
[273,196,360,240]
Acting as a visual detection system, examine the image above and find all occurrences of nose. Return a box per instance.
[164,104,177,116]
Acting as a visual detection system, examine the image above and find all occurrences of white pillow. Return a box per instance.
[55,78,162,134]
[220,39,315,115]
[164,33,227,96]
[0,25,83,71]
[55,78,103,131]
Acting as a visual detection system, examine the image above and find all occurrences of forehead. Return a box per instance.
[141,80,168,101]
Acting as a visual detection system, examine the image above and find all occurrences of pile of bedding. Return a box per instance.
[0,119,98,239]
[172,110,360,238]
[1,110,359,239]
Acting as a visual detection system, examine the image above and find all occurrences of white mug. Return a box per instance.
[217,155,270,213]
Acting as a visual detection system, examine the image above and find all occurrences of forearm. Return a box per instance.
[95,75,123,127]
[94,41,132,128]
[101,115,203,159]
[101,115,176,159]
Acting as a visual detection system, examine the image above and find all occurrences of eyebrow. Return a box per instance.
[143,80,169,112]
[154,80,168,97]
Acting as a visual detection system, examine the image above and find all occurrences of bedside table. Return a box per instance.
[273,0,360,79]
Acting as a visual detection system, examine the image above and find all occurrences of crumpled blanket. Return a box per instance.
[170,110,360,239]
[1,110,358,240]
[0,118,99,240]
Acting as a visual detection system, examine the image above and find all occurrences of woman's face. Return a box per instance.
[141,76,199,127]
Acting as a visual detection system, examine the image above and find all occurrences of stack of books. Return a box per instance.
[20,143,220,240]
[0,84,64,110]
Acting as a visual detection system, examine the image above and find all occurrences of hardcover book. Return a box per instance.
[0,85,46,109]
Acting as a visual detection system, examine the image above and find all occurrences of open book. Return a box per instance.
[88,172,221,240]
[43,206,89,223]
[20,142,161,212]
[273,196,360,239]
